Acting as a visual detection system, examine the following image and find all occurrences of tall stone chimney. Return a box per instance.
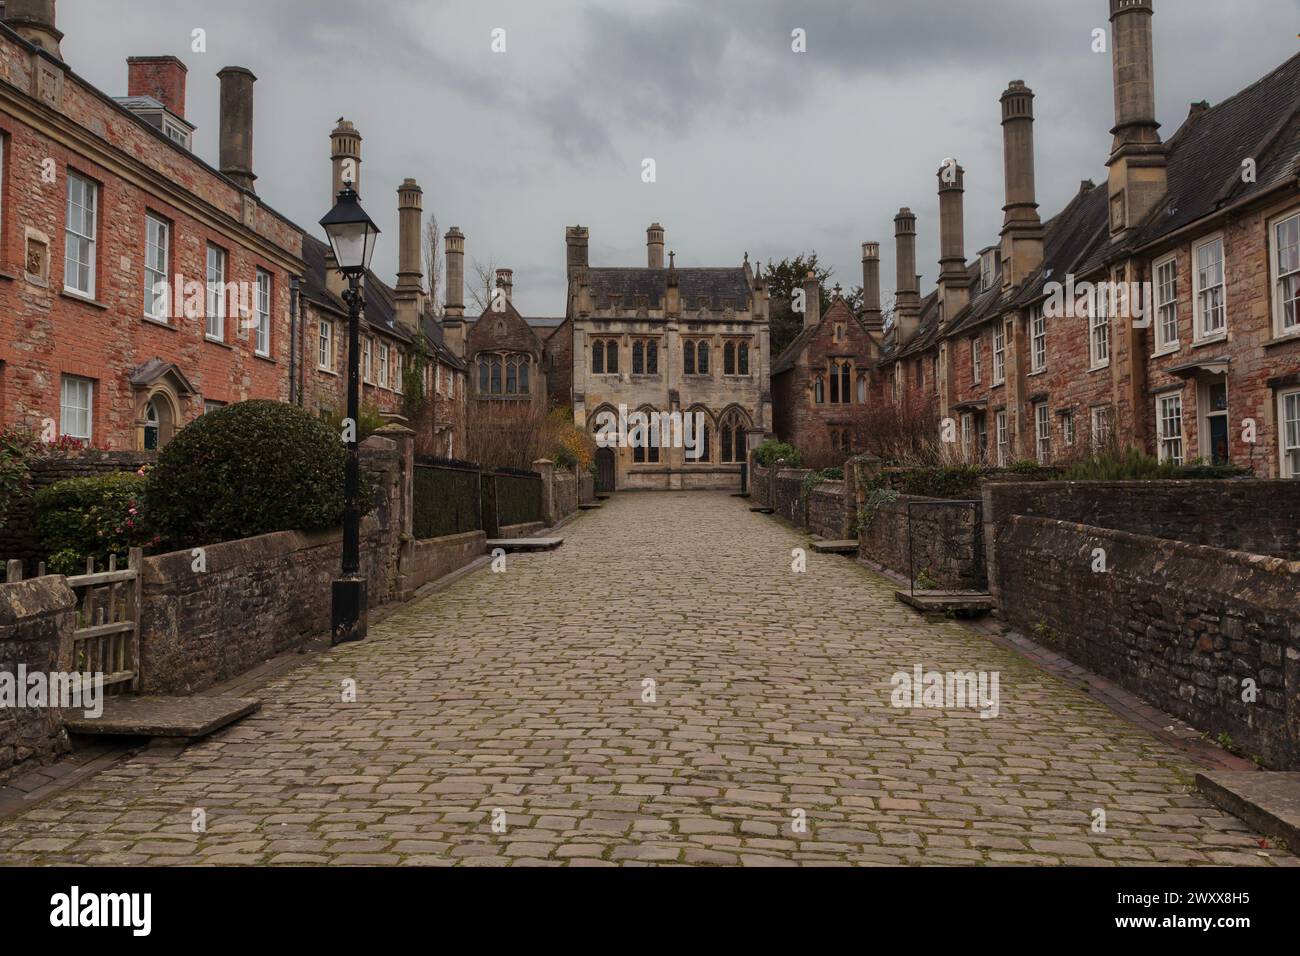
[442,227,466,358]
[646,222,664,268]
[394,178,423,333]
[495,268,513,303]
[1000,80,1045,288]
[6,0,62,59]
[1107,0,1167,239]
[330,119,362,200]
[893,208,921,345]
[860,241,883,331]
[128,56,187,118]
[566,225,589,278]
[937,161,970,327]
[801,270,820,331]
[216,66,256,192]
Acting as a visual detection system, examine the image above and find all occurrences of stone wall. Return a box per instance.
[984,480,1300,560]
[0,577,76,782]
[749,460,771,510]
[807,481,852,539]
[773,469,812,526]
[994,515,1300,769]
[554,471,578,521]
[400,531,486,599]
[859,494,985,590]
[1,451,155,576]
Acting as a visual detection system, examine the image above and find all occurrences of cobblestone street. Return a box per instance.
[0,492,1288,866]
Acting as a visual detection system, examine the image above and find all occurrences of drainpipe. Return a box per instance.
[289,275,300,405]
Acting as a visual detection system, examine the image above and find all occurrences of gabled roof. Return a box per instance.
[129,358,196,395]
[301,235,410,343]
[771,296,878,375]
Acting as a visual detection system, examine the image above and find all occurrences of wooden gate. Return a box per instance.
[61,548,143,694]
[595,447,616,493]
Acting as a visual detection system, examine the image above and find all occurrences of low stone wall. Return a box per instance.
[750,460,771,510]
[807,480,852,539]
[499,520,545,539]
[859,493,985,590]
[579,471,595,504]
[401,530,486,598]
[774,469,812,525]
[994,514,1300,769]
[554,472,578,520]
[1,451,155,576]
[984,480,1300,560]
[0,577,75,782]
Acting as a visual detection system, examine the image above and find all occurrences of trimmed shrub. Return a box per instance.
[1061,446,1251,481]
[754,439,802,468]
[36,472,154,574]
[146,400,347,549]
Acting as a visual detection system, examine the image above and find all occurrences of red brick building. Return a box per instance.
[0,4,305,450]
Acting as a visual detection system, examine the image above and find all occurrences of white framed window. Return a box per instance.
[1034,402,1050,464]
[980,250,996,292]
[1281,389,1300,478]
[254,269,271,356]
[318,320,333,371]
[1156,393,1184,465]
[1090,405,1112,450]
[1030,307,1046,373]
[144,213,170,322]
[447,370,454,399]
[394,352,404,393]
[205,244,226,341]
[1090,283,1110,368]
[1062,410,1075,446]
[435,363,442,394]
[970,335,981,384]
[1271,210,1300,337]
[960,413,972,461]
[60,375,93,441]
[992,323,1005,385]
[64,172,98,297]
[1154,255,1178,352]
[1192,235,1226,340]
[378,342,390,388]
[362,337,373,382]
[994,410,1008,466]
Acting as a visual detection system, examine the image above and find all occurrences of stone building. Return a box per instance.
[0,2,304,450]
[872,0,1300,478]
[558,223,772,490]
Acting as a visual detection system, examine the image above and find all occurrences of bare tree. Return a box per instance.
[422,214,443,317]
[468,255,498,314]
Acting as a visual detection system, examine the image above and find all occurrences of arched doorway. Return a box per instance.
[595,446,616,493]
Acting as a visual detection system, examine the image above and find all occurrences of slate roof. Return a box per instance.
[301,235,408,342]
[585,267,750,310]
[772,296,877,376]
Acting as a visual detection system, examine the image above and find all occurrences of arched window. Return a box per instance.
[814,377,825,404]
[839,362,851,404]
[857,374,867,403]
[490,357,502,393]
[478,357,489,393]
[519,356,530,394]
[724,342,736,375]
[143,399,160,450]
[606,339,619,373]
[506,356,518,394]
[646,340,658,374]
[592,340,604,374]
[632,407,661,464]
[719,408,751,463]
[738,342,750,375]
[697,342,709,375]
[684,342,696,375]
[830,366,840,404]
[632,340,644,374]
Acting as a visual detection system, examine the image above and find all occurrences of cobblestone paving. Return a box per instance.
[0,491,1290,866]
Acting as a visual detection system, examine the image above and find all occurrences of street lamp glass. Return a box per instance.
[319,187,380,274]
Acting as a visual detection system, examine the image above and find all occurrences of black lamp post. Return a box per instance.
[320,183,380,645]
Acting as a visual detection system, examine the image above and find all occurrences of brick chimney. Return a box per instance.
[860,242,883,331]
[216,66,256,192]
[646,222,664,268]
[1000,80,1045,288]
[128,56,187,118]
[495,268,513,303]
[6,0,61,59]
[801,270,821,331]
[442,227,466,358]
[1107,0,1167,239]
[394,178,423,333]
[937,161,970,327]
[330,119,362,201]
[566,225,589,279]
[893,208,921,345]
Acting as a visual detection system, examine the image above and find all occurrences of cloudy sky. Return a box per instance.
[61,0,1300,316]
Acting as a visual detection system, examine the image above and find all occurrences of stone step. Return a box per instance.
[895,591,995,615]
[486,537,564,552]
[578,503,602,510]
[749,506,774,514]
[1196,771,1300,855]
[63,695,260,739]
[811,540,859,554]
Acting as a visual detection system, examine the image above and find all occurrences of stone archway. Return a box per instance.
[128,359,195,452]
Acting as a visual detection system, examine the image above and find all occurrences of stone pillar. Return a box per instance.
[443,227,466,358]
[566,225,589,279]
[0,576,76,778]
[217,67,256,192]
[860,242,883,331]
[6,0,62,60]
[937,160,970,327]
[646,222,664,268]
[330,118,362,199]
[894,208,921,345]
[801,270,820,331]
[1106,0,1167,237]
[394,179,423,333]
[533,458,556,527]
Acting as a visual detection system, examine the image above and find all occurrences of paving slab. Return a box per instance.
[485,536,564,552]
[62,696,260,738]
[811,540,859,554]
[1196,772,1300,854]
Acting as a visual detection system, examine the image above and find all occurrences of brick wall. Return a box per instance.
[994,515,1300,769]
[0,576,74,782]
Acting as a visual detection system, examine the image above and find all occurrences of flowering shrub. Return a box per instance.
[0,428,40,531]
[35,472,156,574]
[548,408,595,472]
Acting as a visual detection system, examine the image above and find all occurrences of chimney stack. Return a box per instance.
[893,208,921,346]
[937,160,970,326]
[330,119,362,200]
[566,225,589,278]
[6,0,61,59]
[128,56,187,118]
[999,81,1045,288]
[1107,0,1167,238]
[216,66,256,192]
[801,270,821,331]
[394,178,424,332]
[495,268,513,303]
[646,222,665,268]
[442,227,466,358]
[860,242,883,331]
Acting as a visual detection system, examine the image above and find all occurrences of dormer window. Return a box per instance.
[979,250,997,292]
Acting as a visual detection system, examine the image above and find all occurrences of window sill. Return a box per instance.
[205,337,233,350]
[253,352,275,363]
[1263,331,1300,349]
[1027,368,1046,377]
[60,289,109,309]
[1088,362,1110,373]
[1152,345,1180,357]
[1191,334,1227,349]
[317,366,338,376]
[0,268,16,282]
[142,316,174,330]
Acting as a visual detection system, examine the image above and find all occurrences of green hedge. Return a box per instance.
[145,400,347,549]
[36,472,153,574]
[754,439,802,468]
